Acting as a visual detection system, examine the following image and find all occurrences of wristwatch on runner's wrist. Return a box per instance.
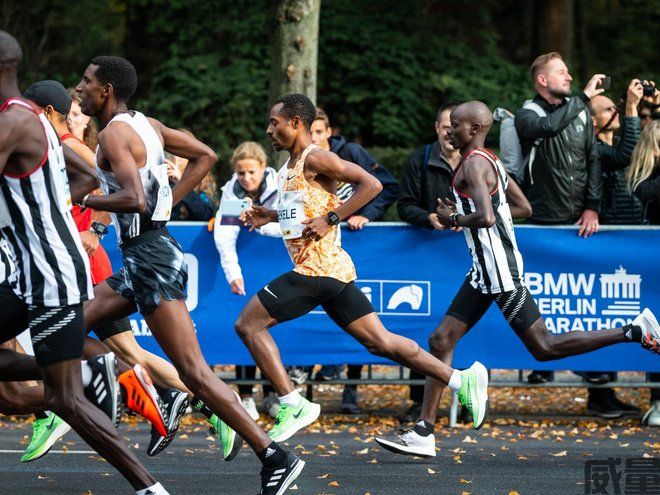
[90,221,108,240]
[327,211,341,226]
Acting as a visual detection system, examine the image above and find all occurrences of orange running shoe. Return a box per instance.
[118,364,168,437]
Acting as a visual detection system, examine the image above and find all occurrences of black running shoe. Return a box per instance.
[258,452,305,495]
[147,388,189,457]
[84,352,121,427]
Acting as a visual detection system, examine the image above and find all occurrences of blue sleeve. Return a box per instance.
[345,143,377,170]
[357,165,400,221]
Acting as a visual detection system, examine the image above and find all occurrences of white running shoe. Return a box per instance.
[241,397,260,421]
[634,308,660,354]
[375,427,436,457]
[642,400,660,426]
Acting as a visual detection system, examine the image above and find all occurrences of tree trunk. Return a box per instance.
[267,0,321,106]
[534,0,574,64]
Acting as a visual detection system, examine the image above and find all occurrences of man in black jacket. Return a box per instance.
[516,52,606,385]
[398,102,460,229]
[515,52,605,238]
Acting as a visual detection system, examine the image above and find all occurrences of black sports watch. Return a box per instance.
[327,211,341,226]
[90,221,108,240]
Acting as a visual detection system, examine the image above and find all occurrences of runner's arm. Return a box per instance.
[505,172,532,219]
[83,125,147,213]
[0,114,17,174]
[156,121,217,206]
[438,157,496,229]
[306,150,382,221]
[62,143,99,202]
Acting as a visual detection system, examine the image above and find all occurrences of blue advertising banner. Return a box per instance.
[101,224,660,372]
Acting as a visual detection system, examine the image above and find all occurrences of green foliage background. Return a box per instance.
[4,0,658,218]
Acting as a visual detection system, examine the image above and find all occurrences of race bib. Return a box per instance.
[150,163,172,222]
[278,190,305,239]
[49,147,73,213]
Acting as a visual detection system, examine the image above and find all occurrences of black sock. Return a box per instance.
[257,441,286,467]
[622,324,642,343]
[190,396,214,420]
[413,419,434,437]
[35,411,49,420]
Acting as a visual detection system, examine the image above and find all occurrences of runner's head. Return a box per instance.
[267,93,316,151]
[0,31,22,89]
[447,101,493,151]
[23,80,72,129]
[76,55,137,117]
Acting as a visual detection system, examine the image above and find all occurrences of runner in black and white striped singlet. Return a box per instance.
[0,97,92,308]
[377,102,660,461]
[451,147,524,294]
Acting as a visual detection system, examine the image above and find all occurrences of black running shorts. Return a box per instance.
[92,317,133,341]
[0,280,85,367]
[107,228,188,316]
[446,277,541,333]
[257,271,375,329]
[0,280,28,344]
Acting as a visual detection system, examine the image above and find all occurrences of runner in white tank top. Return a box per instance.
[76,55,306,495]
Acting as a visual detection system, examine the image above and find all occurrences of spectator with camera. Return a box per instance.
[638,80,659,129]
[516,52,605,386]
[576,79,645,418]
[627,120,660,425]
[396,102,460,422]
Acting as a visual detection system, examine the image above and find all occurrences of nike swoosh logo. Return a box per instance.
[46,416,56,431]
[264,285,278,299]
[293,410,303,419]
[287,174,296,181]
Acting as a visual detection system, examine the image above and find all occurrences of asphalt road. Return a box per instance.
[0,415,657,495]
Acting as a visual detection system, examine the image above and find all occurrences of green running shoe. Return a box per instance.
[268,397,321,443]
[457,361,489,430]
[208,413,243,461]
[21,413,71,463]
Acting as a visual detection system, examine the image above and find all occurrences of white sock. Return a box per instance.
[448,370,462,392]
[80,361,92,387]
[278,390,302,407]
[136,482,168,495]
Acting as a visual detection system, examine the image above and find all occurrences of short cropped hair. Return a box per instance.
[0,31,22,67]
[436,102,459,120]
[530,52,563,84]
[231,141,267,169]
[90,55,137,103]
[314,107,330,127]
[274,93,316,130]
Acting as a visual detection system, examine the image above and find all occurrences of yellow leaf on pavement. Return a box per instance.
[550,450,567,457]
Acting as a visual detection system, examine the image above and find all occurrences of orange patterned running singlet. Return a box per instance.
[276,144,357,283]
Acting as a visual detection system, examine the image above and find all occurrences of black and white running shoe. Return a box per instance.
[147,388,189,457]
[258,452,305,495]
[84,352,121,427]
[375,427,436,457]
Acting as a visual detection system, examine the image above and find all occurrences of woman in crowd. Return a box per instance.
[628,120,660,426]
[167,129,218,221]
[213,141,281,419]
